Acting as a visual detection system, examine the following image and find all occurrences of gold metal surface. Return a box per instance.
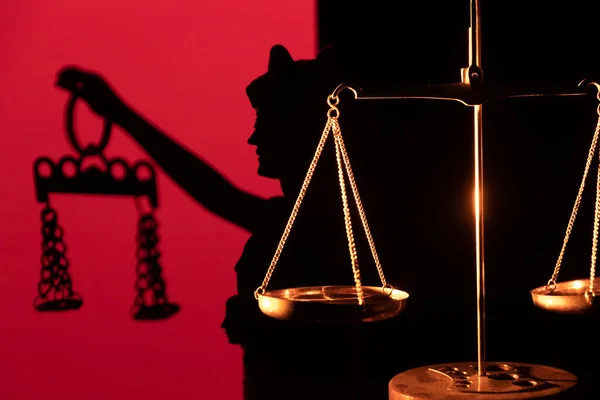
[253,89,406,323]
[531,279,597,313]
[474,103,486,376]
[257,285,408,323]
[533,84,600,314]
[389,362,577,399]
[546,94,600,289]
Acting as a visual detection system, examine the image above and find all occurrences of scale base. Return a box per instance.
[389,362,577,399]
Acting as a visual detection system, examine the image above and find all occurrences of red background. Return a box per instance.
[0,2,315,399]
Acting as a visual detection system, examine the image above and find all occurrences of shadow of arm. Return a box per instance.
[117,107,267,233]
[54,66,267,232]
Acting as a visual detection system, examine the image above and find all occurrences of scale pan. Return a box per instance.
[531,279,597,313]
[257,285,408,323]
[34,297,83,312]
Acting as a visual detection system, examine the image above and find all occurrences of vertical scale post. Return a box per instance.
[469,0,486,377]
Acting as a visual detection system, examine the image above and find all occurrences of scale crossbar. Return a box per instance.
[335,80,593,106]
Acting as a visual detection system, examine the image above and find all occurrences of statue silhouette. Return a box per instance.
[56,45,392,399]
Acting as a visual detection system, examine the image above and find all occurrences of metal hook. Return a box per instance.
[331,83,359,101]
[578,79,600,100]
[327,84,359,119]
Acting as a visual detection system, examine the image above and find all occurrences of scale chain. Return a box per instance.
[335,121,387,288]
[591,122,600,297]
[548,98,600,299]
[254,91,390,303]
[254,119,333,299]
[332,120,365,305]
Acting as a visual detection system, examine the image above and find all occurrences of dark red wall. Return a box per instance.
[0,2,315,399]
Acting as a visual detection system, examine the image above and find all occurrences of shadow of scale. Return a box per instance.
[32,95,179,321]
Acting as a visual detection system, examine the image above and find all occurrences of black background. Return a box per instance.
[317,1,600,397]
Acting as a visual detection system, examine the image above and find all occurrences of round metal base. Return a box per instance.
[389,362,577,399]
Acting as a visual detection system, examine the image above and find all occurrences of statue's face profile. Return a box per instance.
[246,45,335,180]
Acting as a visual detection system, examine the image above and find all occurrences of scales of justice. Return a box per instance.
[252,1,600,398]
[30,1,598,397]
[32,94,179,321]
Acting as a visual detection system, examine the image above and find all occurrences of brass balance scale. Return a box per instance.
[254,1,599,398]
[33,95,179,321]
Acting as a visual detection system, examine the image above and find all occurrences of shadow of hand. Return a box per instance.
[56,65,128,121]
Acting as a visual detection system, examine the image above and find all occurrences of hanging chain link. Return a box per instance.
[588,98,600,299]
[589,137,600,300]
[131,201,179,320]
[34,204,79,309]
[334,121,388,288]
[254,119,333,299]
[133,211,167,308]
[254,89,389,303]
[332,119,365,305]
[548,95,600,299]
